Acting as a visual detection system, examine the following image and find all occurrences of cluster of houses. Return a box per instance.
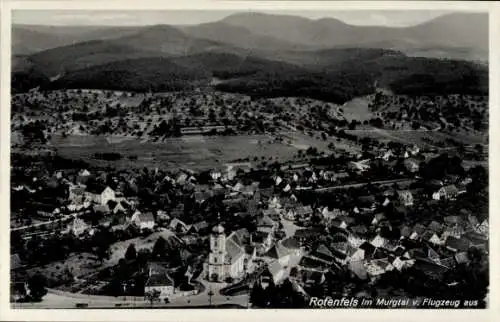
[10,142,488,302]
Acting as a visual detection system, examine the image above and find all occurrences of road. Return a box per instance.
[12,281,249,309]
[12,214,75,232]
[314,177,416,192]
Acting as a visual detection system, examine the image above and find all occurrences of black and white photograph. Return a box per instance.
[3,0,495,316]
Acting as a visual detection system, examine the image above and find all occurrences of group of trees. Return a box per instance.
[250,279,307,308]
[12,273,49,302]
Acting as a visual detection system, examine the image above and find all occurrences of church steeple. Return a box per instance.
[210,212,226,255]
[212,212,224,234]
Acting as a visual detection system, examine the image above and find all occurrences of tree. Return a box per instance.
[249,281,264,307]
[152,237,167,260]
[144,289,161,307]
[125,243,137,261]
[27,273,48,302]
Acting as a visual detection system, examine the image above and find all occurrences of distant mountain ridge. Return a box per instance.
[219,12,488,51]
[12,11,488,56]
[11,11,488,100]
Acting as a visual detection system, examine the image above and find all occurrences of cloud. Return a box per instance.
[12,9,451,27]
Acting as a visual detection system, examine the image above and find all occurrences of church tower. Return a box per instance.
[208,214,226,281]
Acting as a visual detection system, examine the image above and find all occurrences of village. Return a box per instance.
[10,131,489,308]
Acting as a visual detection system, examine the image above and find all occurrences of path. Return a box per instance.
[314,177,415,192]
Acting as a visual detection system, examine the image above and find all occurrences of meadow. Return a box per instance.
[50,134,301,170]
[345,128,487,148]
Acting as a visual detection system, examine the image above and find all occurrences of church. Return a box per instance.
[206,223,256,282]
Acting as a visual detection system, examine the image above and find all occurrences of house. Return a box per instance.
[169,218,190,234]
[210,170,222,181]
[371,213,386,226]
[35,203,57,218]
[132,212,155,230]
[428,221,443,234]
[294,228,324,243]
[156,210,170,221]
[93,204,109,215]
[350,241,378,262]
[144,262,175,299]
[409,145,420,155]
[113,200,131,214]
[381,150,395,161]
[281,237,304,257]
[251,230,273,254]
[283,207,297,221]
[463,231,488,248]
[391,257,414,271]
[85,185,116,206]
[427,247,441,263]
[370,235,387,248]
[257,215,278,233]
[441,224,465,240]
[467,215,480,228]
[264,243,292,267]
[296,205,313,219]
[412,259,450,279]
[397,190,414,206]
[262,208,280,222]
[432,185,459,201]
[475,219,488,235]
[266,260,289,285]
[321,207,344,222]
[444,236,470,252]
[409,224,427,240]
[422,231,442,245]
[78,169,91,180]
[69,217,88,236]
[328,241,349,264]
[348,259,368,280]
[404,158,420,173]
[349,160,371,173]
[268,196,281,209]
[189,221,209,234]
[224,162,252,181]
[310,244,336,265]
[365,259,394,281]
[68,186,85,203]
[454,252,470,265]
[176,173,188,185]
[193,191,212,204]
[98,216,113,228]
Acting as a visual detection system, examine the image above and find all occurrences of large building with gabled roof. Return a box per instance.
[206,223,256,282]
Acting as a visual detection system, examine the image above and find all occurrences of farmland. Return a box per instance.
[345,128,487,148]
[49,134,303,170]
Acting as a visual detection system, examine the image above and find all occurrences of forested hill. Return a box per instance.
[39,51,487,104]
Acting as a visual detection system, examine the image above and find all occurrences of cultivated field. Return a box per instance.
[49,134,301,170]
[345,128,487,148]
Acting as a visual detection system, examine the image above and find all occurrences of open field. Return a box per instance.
[49,134,301,170]
[346,128,487,147]
[279,130,362,154]
[341,96,374,122]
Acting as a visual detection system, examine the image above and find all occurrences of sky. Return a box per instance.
[12,10,453,27]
